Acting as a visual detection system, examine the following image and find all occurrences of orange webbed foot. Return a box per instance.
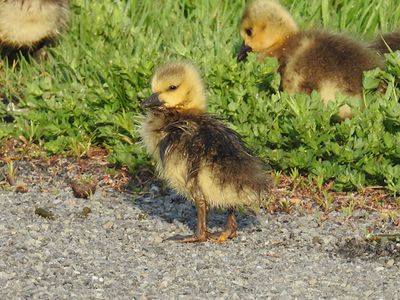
[209,229,237,244]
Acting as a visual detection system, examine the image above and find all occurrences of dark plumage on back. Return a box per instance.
[140,62,268,243]
[277,31,382,98]
[157,110,265,194]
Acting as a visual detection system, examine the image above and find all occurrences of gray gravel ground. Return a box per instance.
[1,183,400,299]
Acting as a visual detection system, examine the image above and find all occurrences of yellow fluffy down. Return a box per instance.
[0,0,68,47]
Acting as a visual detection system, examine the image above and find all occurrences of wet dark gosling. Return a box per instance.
[140,61,269,243]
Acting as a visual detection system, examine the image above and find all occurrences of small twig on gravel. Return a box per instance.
[366,233,400,242]
[34,207,55,220]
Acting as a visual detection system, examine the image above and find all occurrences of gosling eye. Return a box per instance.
[245,28,252,37]
[168,85,177,91]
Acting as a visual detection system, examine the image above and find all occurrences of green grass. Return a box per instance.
[0,0,400,193]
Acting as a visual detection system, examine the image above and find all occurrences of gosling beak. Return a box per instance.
[237,42,252,62]
[142,93,162,108]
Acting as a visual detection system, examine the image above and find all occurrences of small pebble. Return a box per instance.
[103,221,114,229]
[386,259,395,267]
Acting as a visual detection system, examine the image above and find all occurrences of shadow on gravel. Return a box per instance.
[128,192,259,232]
[336,237,400,260]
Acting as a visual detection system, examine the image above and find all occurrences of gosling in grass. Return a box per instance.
[140,61,268,243]
[0,0,69,61]
[370,32,400,55]
[237,0,384,120]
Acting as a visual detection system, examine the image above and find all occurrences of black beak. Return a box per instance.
[141,93,163,109]
[237,42,252,62]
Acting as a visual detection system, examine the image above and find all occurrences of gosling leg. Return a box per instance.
[167,197,209,243]
[211,209,237,244]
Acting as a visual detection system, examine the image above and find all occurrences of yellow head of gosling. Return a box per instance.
[238,0,298,61]
[142,62,207,113]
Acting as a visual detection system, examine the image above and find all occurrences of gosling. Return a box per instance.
[140,61,268,243]
[237,0,384,120]
[0,0,69,61]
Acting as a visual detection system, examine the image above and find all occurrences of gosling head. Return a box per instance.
[142,62,207,113]
[237,0,298,61]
